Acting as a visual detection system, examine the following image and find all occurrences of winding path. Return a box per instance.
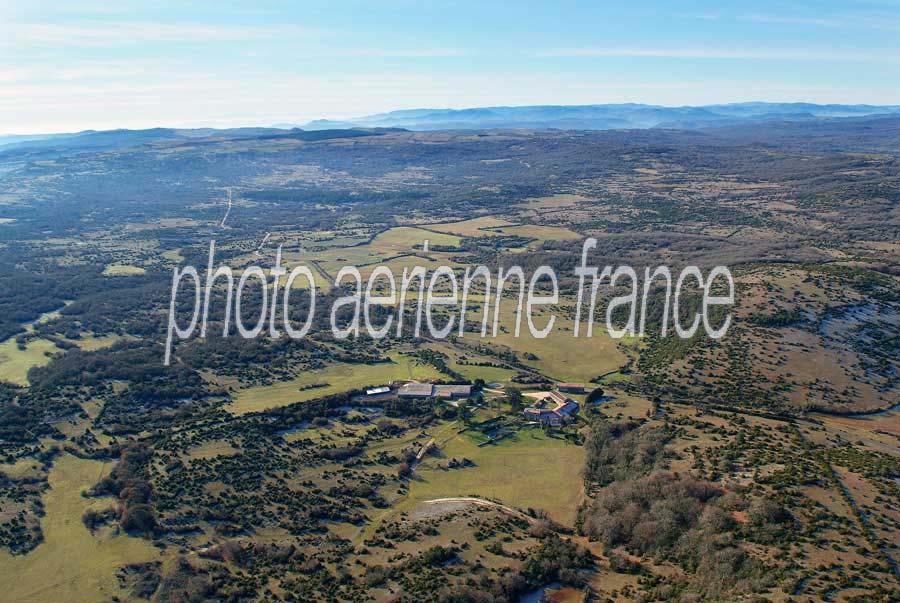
[419,496,538,524]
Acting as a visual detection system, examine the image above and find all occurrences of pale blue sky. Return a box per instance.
[2,0,900,133]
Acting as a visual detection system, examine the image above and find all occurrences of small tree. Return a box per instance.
[120,503,157,535]
[82,509,99,532]
[456,402,473,425]
[585,387,605,405]
[505,386,524,411]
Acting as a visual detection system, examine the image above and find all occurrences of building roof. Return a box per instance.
[398,382,435,397]
[547,390,568,405]
[366,386,391,396]
[434,384,471,398]
[555,401,579,416]
[523,390,579,421]
[557,382,585,390]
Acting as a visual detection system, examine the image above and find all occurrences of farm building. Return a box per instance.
[523,390,579,426]
[351,386,398,403]
[434,384,472,399]
[397,382,436,398]
[556,383,586,394]
[396,382,472,399]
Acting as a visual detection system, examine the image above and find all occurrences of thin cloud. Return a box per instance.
[0,59,189,84]
[3,21,317,47]
[741,14,843,27]
[2,21,467,59]
[740,13,900,31]
[535,46,900,62]
[324,48,469,58]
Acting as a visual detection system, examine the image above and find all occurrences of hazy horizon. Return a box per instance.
[4,0,900,134]
[5,99,900,137]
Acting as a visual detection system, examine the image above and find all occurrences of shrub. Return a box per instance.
[121,503,157,534]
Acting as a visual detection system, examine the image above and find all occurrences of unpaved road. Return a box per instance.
[415,496,537,523]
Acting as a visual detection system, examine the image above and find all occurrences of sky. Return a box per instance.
[2,0,900,133]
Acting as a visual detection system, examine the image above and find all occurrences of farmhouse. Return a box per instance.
[523,390,579,426]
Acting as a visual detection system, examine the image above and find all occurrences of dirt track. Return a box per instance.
[414,496,538,523]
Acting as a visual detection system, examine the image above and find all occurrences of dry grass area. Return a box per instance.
[102,264,146,277]
[124,218,201,231]
[495,224,582,241]
[516,194,590,210]
[0,455,160,603]
[643,265,900,413]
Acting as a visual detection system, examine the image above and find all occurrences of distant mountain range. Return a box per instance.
[0,127,399,164]
[3,103,900,161]
[295,102,900,131]
[0,127,292,153]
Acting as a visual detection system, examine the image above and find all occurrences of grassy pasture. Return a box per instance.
[369,227,461,252]
[102,264,146,277]
[228,354,442,415]
[309,226,459,272]
[423,217,516,237]
[0,337,58,385]
[161,248,184,263]
[425,342,517,384]
[185,440,241,460]
[67,333,128,352]
[461,298,626,383]
[0,305,72,384]
[495,224,582,241]
[124,218,200,231]
[313,244,386,271]
[0,455,160,603]
[517,194,589,209]
[0,457,43,480]
[406,428,585,525]
[593,394,653,421]
[811,408,900,455]
[444,356,517,384]
[357,254,443,281]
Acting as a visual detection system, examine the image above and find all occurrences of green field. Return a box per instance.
[161,248,184,263]
[447,359,517,384]
[0,337,58,385]
[423,217,516,237]
[369,226,461,251]
[69,334,128,352]
[306,226,462,277]
[0,455,160,603]
[461,298,627,383]
[425,342,518,384]
[406,428,585,525]
[228,354,442,414]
